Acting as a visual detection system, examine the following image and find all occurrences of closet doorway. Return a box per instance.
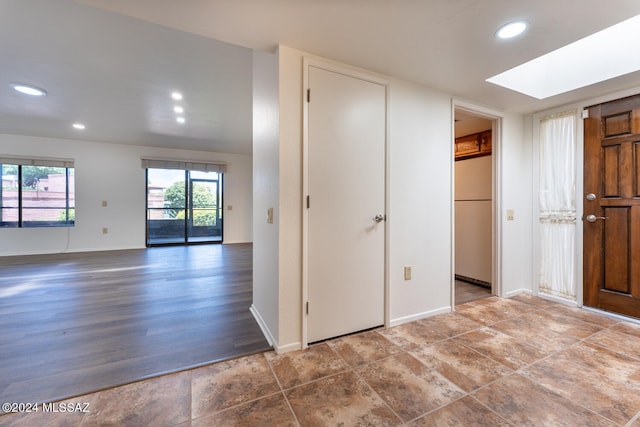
[454,109,493,304]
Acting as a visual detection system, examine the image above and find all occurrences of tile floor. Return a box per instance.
[3,294,640,426]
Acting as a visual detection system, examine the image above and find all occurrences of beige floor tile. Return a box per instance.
[327,330,402,367]
[192,393,297,427]
[509,293,560,308]
[191,353,280,419]
[377,321,447,351]
[265,343,347,389]
[521,342,640,425]
[552,305,619,327]
[410,339,512,392]
[454,327,549,370]
[357,352,464,422]
[526,308,605,339]
[611,321,640,338]
[0,396,96,427]
[587,322,640,360]
[474,374,617,427]
[491,314,578,353]
[455,297,536,325]
[410,396,513,426]
[80,371,190,427]
[285,371,401,426]
[418,312,484,338]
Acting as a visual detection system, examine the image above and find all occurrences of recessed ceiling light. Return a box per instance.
[72,123,86,130]
[176,117,186,124]
[171,91,183,101]
[174,106,184,114]
[10,82,47,97]
[496,20,528,39]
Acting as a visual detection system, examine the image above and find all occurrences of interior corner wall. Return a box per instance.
[252,49,280,345]
[0,133,252,256]
[276,45,304,351]
[500,112,533,296]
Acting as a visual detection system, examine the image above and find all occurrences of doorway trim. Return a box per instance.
[452,99,504,306]
[301,56,390,348]
[531,84,640,309]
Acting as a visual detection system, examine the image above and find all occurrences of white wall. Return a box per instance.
[262,44,533,351]
[500,113,533,296]
[251,50,280,345]
[276,45,305,351]
[387,78,454,324]
[455,156,492,283]
[0,133,252,255]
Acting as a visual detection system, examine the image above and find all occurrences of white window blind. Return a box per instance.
[0,156,74,168]
[141,158,227,173]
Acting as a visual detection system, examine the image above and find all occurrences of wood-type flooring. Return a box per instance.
[455,280,491,305]
[4,294,639,425]
[0,243,271,405]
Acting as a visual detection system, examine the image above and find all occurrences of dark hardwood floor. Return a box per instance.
[0,243,270,405]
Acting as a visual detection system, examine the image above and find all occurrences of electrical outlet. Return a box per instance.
[267,207,274,224]
[506,209,515,221]
[102,200,108,207]
[404,265,412,280]
[227,205,233,211]
[102,227,108,234]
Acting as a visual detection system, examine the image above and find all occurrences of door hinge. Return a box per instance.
[307,88,310,103]
[306,195,310,209]
[306,301,309,314]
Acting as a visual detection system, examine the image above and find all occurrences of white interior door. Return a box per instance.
[306,64,386,343]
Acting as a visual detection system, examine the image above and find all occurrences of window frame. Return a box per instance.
[1,161,75,228]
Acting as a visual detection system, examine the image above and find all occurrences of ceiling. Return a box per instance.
[3,0,640,154]
[454,110,492,138]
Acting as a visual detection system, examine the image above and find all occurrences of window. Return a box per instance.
[146,168,223,245]
[1,158,75,228]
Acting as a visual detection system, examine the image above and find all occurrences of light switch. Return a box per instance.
[404,265,412,280]
[267,207,274,224]
[507,209,515,221]
[227,205,233,211]
[102,200,108,207]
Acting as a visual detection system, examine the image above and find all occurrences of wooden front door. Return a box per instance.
[584,94,640,317]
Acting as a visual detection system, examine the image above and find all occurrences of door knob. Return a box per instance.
[373,214,386,223]
[584,214,607,223]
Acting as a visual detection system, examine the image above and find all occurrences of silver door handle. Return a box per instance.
[584,214,607,223]
[373,214,386,223]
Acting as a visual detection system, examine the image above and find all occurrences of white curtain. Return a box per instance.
[538,110,577,299]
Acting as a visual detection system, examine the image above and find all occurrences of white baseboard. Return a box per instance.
[535,292,578,307]
[275,341,302,354]
[504,288,532,298]
[249,304,276,348]
[390,306,452,327]
[583,306,640,325]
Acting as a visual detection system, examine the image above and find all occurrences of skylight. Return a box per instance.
[487,14,640,99]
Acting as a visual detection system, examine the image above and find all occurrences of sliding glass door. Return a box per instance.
[146,168,223,246]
